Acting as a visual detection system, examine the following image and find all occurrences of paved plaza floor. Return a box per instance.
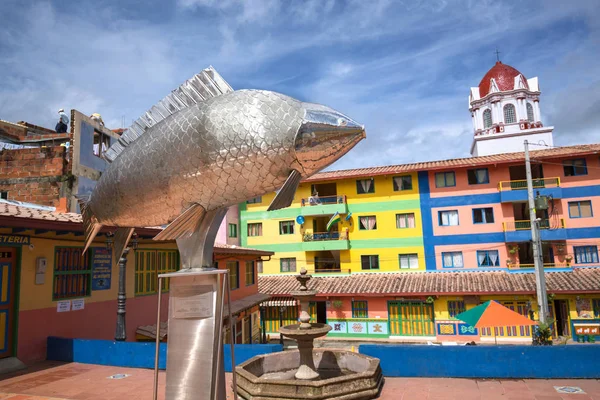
[0,362,599,400]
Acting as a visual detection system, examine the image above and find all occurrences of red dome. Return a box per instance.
[478,61,528,98]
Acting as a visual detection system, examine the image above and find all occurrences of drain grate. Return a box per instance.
[554,386,585,394]
[108,373,130,380]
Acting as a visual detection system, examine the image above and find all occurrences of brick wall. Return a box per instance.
[0,146,69,208]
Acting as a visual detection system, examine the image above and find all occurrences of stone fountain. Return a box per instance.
[236,269,383,399]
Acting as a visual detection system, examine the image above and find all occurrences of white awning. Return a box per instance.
[260,297,298,307]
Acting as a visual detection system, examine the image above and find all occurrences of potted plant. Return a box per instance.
[532,319,554,346]
[426,296,435,304]
[508,245,519,255]
[332,300,343,309]
[565,255,573,266]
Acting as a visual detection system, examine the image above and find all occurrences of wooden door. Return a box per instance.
[0,249,16,359]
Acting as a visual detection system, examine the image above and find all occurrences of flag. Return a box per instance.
[326,212,341,231]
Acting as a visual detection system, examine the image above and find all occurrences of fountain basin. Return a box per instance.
[279,323,332,341]
[235,349,383,400]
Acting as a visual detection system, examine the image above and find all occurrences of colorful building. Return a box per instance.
[0,201,272,366]
[243,61,600,342]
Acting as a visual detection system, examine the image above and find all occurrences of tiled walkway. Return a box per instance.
[0,362,599,399]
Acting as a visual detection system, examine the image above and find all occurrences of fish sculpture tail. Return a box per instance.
[76,195,102,254]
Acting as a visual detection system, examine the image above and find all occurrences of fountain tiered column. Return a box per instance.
[278,268,332,380]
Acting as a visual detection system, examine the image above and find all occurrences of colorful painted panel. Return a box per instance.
[328,321,347,334]
[368,321,388,335]
[349,321,367,334]
[437,323,456,335]
[457,323,478,336]
[0,263,10,305]
[0,310,7,355]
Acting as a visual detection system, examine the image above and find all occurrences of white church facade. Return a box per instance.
[469,61,554,157]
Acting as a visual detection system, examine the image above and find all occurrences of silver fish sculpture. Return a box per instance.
[79,68,365,268]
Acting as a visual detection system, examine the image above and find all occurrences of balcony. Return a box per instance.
[507,262,569,270]
[498,177,562,202]
[306,268,351,276]
[503,218,567,242]
[300,195,348,216]
[301,230,350,251]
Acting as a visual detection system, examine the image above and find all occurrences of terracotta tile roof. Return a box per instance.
[303,143,600,182]
[0,201,272,256]
[258,268,600,296]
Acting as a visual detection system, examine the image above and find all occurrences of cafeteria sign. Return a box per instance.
[91,247,112,291]
[0,234,30,245]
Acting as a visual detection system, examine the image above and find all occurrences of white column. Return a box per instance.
[475,108,482,130]
[534,100,541,123]
[492,102,500,124]
[471,112,477,132]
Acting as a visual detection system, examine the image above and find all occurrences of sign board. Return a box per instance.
[91,248,112,290]
[0,235,30,245]
[72,299,85,311]
[171,285,214,319]
[574,324,600,335]
[57,300,71,312]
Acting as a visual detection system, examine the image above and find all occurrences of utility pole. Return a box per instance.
[524,140,549,323]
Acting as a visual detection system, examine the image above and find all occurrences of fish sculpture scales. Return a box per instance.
[78,67,366,268]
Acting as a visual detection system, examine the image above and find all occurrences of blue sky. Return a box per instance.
[0,0,599,170]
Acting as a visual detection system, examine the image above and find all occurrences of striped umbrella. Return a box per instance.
[455,300,537,344]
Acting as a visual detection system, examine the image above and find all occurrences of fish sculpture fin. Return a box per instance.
[153,203,207,241]
[175,208,227,269]
[76,195,102,254]
[267,170,302,211]
[104,66,233,163]
[112,227,135,266]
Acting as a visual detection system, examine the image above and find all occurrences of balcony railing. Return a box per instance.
[306,268,351,275]
[301,195,346,207]
[303,231,348,241]
[507,262,569,269]
[503,218,565,231]
[498,177,560,191]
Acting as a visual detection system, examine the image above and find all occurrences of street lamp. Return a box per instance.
[107,231,138,341]
[279,305,287,346]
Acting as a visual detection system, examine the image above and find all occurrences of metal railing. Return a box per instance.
[498,177,560,191]
[503,218,565,231]
[507,262,568,269]
[303,231,348,241]
[307,268,351,275]
[301,195,346,206]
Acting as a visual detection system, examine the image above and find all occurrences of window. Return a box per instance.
[135,249,180,295]
[359,216,377,230]
[467,168,489,184]
[352,301,368,318]
[356,178,375,194]
[483,109,492,128]
[227,261,239,290]
[563,159,588,176]
[279,220,294,235]
[256,261,263,274]
[442,252,464,268]
[399,253,419,269]
[247,223,262,237]
[53,247,92,299]
[435,172,456,188]
[0,191,7,200]
[503,104,516,124]
[477,250,500,267]
[574,246,599,264]
[473,207,494,224]
[228,223,237,238]
[361,255,379,270]
[247,196,262,204]
[393,175,412,191]
[526,103,534,122]
[93,131,111,158]
[245,261,255,286]
[396,213,416,229]
[280,258,296,272]
[448,301,465,318]
[438,210,459,226]
[594,299,600,318]
[568,201,593,218]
